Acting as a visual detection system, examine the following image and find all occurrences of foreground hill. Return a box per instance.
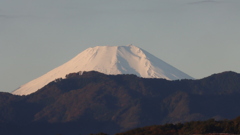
[1,71,240,135]
[116,116,240,135]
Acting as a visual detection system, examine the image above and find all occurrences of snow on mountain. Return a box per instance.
[12,45,194,95]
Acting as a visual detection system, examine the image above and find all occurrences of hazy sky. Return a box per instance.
[1,0,240,93]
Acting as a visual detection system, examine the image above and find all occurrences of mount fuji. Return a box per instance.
[12,45,193,95]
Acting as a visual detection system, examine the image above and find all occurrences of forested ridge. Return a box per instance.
[0,71,240,135]
[116,116,240,135]
[57,116,240,135]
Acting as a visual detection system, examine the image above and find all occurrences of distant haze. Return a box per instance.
[1,0,240,92]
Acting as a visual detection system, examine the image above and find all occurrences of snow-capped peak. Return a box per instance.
[12,45,193,95]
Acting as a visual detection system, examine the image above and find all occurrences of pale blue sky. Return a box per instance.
[1,0,240,93]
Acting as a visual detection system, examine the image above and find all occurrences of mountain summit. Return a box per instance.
[12,45,193,95]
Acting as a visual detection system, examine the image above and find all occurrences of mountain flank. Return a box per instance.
[0,71,240,135]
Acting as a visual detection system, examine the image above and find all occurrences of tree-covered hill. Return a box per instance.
[116,116,240,135]
[0,71,240,135]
